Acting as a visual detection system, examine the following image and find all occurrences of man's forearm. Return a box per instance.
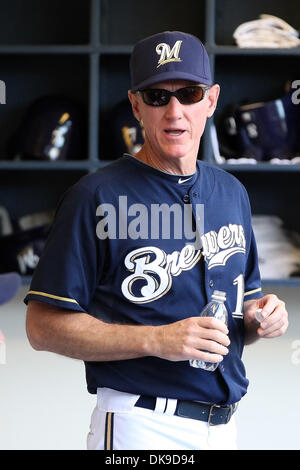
[26,300,231,364]
[243,298,261,345]
[26,301,154,361]
[244,319,260,345]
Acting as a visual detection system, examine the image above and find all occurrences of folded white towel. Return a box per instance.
[233,14,300,48]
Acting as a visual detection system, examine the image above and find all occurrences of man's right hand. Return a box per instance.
[149,317,230,363]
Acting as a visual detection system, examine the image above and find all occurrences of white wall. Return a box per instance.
[237,285,300,450]
[0,285,95,450]
[0,284,299,450]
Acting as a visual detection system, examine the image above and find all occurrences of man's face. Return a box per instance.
[129,80,219,163]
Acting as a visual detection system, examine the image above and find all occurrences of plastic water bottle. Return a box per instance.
[189,290,228,372]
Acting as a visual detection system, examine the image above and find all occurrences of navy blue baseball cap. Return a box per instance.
[0,272,21,305]
[130,31,212,92]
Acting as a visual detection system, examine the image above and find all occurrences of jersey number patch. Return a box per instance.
[232,274,244,319]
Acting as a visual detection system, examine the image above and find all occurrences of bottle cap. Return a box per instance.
[255,308,264,323]
[211,290,226,301]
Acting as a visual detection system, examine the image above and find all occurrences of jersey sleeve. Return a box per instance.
[242,185,263,301]
[24,181,101,313]
[244,227,263,301]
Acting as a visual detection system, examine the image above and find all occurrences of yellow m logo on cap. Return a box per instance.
[156,41,182,68]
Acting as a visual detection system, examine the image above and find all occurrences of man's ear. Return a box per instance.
[128,90,141,122]
[206,84,220,118]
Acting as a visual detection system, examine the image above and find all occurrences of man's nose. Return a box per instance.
[164,96,183,120]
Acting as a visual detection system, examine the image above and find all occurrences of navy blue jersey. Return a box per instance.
[24,154,262,405]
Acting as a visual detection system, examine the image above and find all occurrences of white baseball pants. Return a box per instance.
[87,387,238,450]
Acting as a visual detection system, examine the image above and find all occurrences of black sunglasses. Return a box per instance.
[136,85,211,107]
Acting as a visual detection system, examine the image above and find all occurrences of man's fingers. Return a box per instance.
[259,295,286,319]
[258,318,288,338]
[198,327,230,347]
[257,298,288,338]
[196,316,229,334]
[193,338,229,356]
[258,328,287,339]
[190,350,224,364]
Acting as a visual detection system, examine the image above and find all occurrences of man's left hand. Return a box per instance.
[244,294,288,341]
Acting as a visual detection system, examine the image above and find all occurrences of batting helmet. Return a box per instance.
[9,95,86,161]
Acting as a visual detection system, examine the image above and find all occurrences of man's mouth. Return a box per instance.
[164,129,185,136]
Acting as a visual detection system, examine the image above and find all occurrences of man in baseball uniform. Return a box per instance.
[25,31,288,450]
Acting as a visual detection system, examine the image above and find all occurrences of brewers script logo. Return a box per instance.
[201,223,246,270]
[121,224,246,303]
[156,40,182,68]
